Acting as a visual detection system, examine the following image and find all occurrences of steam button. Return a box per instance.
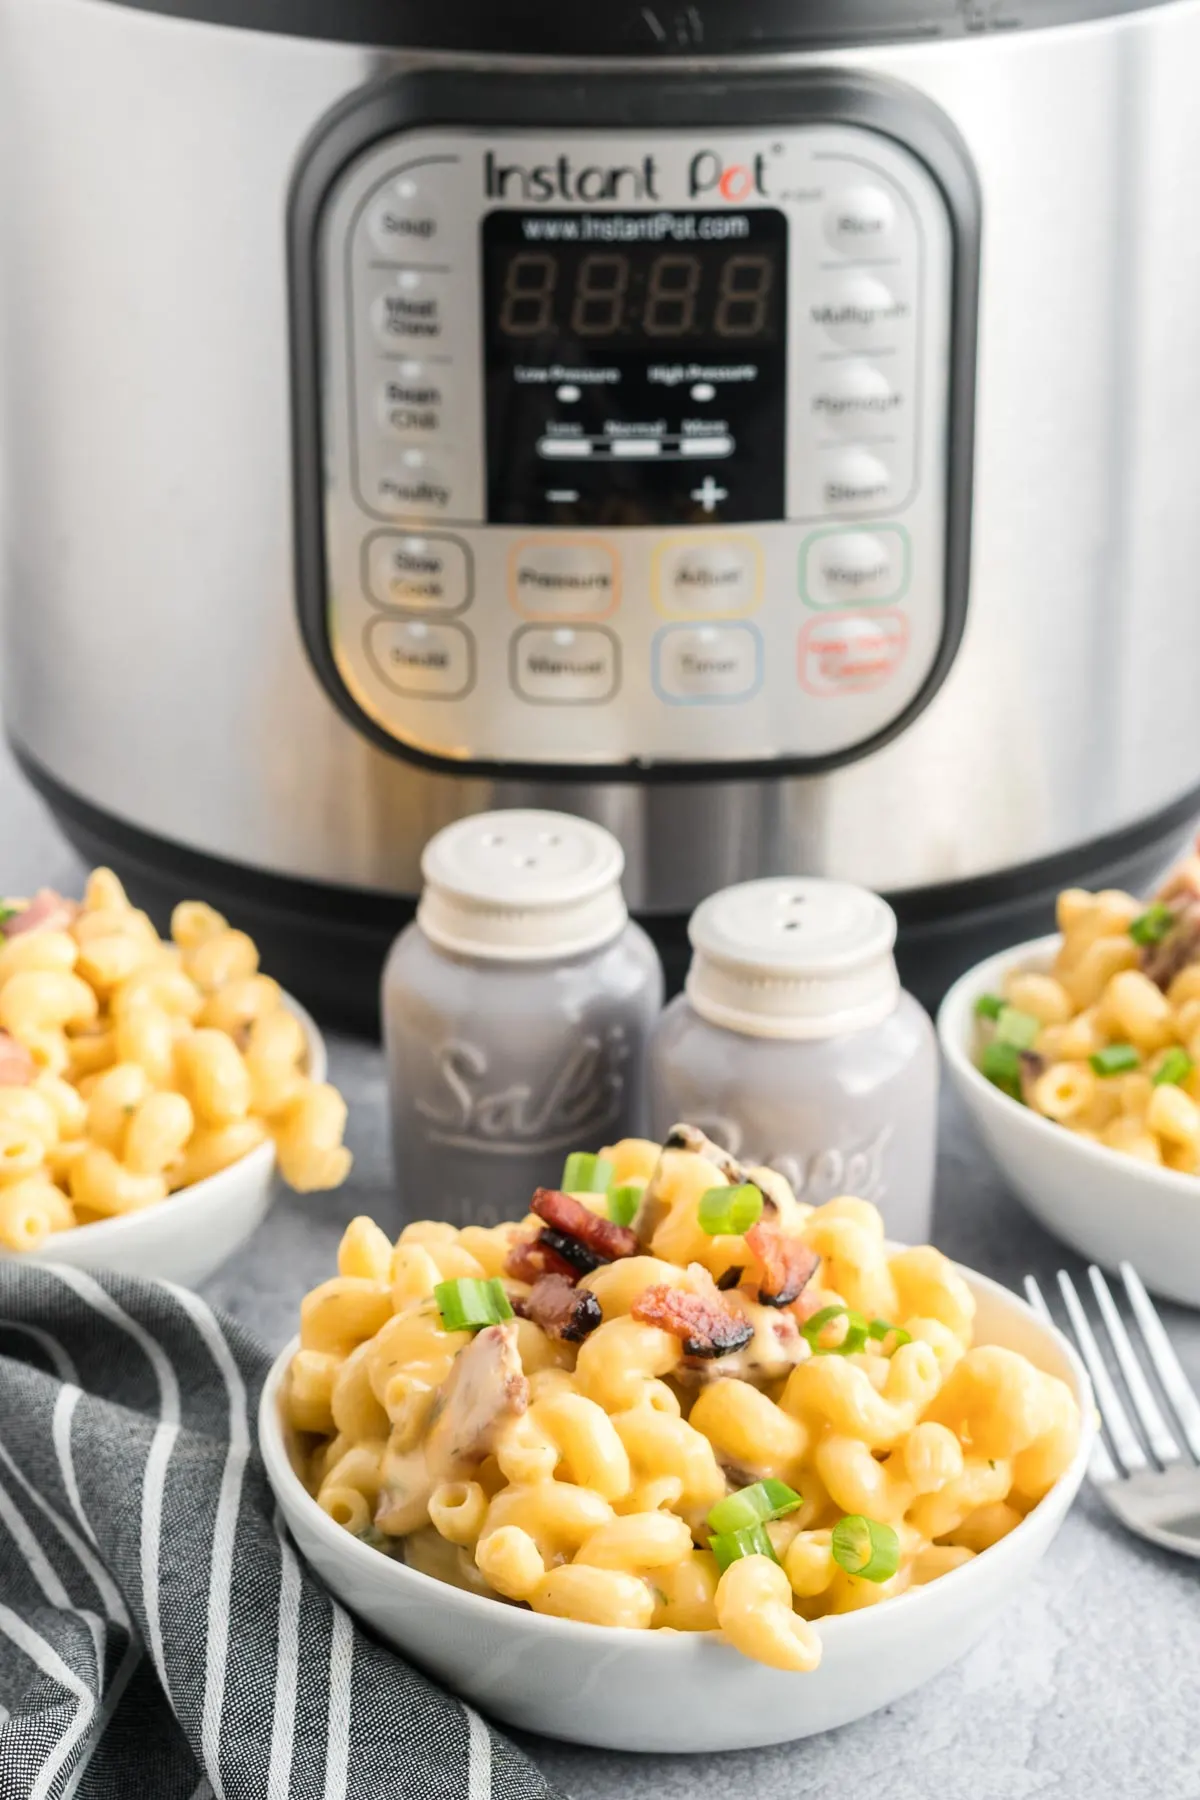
[824,185,897,254]
[821,448,894,513]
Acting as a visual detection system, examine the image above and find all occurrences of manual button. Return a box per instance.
[655,537,761,617]
[511,540,618,618]
[511,626,619,703]
[365,617,473,699]
[654,624,762,703]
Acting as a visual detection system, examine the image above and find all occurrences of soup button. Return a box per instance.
[654,624,762,703]
[798,612,908,695]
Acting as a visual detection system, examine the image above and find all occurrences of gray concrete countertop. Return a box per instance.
[4,741,1198,1800]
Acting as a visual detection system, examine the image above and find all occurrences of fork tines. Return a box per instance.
[1025,1262,1200,1484]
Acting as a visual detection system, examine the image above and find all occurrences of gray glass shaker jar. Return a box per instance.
[648,878,937,1242]
[382,810,664,1227]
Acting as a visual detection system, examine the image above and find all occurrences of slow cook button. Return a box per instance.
[511,540,618,618]
[797,611,909,696]
[811,362,901,435]
[823,184,897,254]
[366,171,444,255]
[365,617,473,699]
[821,448,894,512]
[365,533,471,611]
[511,626,619,704]
[654,624,762,704]
[810,275,909,348]
[802,527,908,606]
[655,538,761,616]
[371,272,449,346]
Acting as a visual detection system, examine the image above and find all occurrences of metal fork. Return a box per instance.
[1025,1261,1200,1559]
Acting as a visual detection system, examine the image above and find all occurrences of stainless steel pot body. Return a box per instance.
[2,0,1199,913]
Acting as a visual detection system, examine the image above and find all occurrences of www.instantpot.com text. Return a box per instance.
[519,211,752,243]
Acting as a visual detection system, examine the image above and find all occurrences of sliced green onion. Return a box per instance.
[974,992,1005,1021]
[707,1479,803,1536]
[0,902,19,926]
[697,1183,764,1237]
[980,1039,1024,1099]
[434,1276,514,1332]
[995,1006,1041,1051]
[1152,1047,1194,1088]
[606,1183,641,1226]
[708,1523,779,1573]
[561,1152,614,1194]
[867,1318,912,1351]
[830,1514,901,1583]
[802,1304,869,1355]
[1130,902,1175,947]
[1089,1044,1141,1077]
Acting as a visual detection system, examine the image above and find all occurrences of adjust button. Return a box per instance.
[511,540,618,619]
[801,527,908,607]
[654,537,761,617]
[511,626,619,704]
[365,617,473,699]
[653,624,762,704]
[824,185,897,255]
[365,532,471,611]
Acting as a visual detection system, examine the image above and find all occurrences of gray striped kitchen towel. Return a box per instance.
[0,1259,567,1800]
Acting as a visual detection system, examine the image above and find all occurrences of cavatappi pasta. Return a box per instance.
[284,1126,1080,1671]
[0,872,352,1252]
[976,855,1200,1172]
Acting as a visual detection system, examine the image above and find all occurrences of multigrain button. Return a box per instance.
[802,528,907,607]
[824,185,897,254]
[810,275,908,348]
[821,448,893,512]
[654,624,762,703]
[511,626,619,703]
[511,540,618,618]
[811,363,900,436]
[371,272,449,346]
[798,612,908,696]
[655,538,761,617]
[365,533,471,611]
[367,171,444,256]
[365,617,473,698]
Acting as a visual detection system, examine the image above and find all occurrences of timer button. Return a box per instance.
[801,528,907,608]
[511,626,620,704]
[367,172,444,256]
[510,540,619,619]
[654,537,762,618]
[371,272,450,347]
[811,362,900,436]
[365,617,474,699]
[811,275,909,349]
[824,185,897,255]
[653,624,762,704]
[821,448,894,513]
[365,532,472,612]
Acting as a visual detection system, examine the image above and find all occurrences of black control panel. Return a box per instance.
[482,208,788,526]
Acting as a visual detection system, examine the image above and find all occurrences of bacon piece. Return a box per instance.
[631,1284,754,1359]
[530,1188,639,1264]
[1141,900,1200,991]
[0,1032,33,1086]
[1019,1050,1045,1107]
[2,889,78,937]
[745,1222,819,1309]
[716,1265,744,1292]
[523,1273,602,1343]
[536,1226,604,1277]
[505,1232,580,1286]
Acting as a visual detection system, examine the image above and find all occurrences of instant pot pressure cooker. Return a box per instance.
[2,0,1199,1026]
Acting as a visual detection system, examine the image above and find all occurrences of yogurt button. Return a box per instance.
[654,624,762,702]
[803,529,906,606]
[824,185,897,254]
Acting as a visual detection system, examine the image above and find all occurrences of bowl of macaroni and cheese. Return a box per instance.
[0,871,352,1286]
[941,904,1200,1307]
[260,1127,1091,1751]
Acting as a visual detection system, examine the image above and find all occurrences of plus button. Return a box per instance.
[690,476,728,514]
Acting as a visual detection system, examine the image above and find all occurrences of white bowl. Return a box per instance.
[940,935,1200,1309]
[260,1263,1092,1753]
[4,995,325,1288]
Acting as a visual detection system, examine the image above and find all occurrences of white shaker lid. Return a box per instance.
[686,877,900,1039]
[417,810,628,961]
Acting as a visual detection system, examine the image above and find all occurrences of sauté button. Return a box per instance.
[653,624,762,703]
[365,533,471,611]
[365,617,473,698]
[510,540,618,618]
[797,612,908,695]
[655,539,761,617]
[824,185,897,254]
[802,528,907,607]
[511,626,619,703]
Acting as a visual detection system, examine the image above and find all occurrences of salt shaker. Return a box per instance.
[648,877,937,1242]
[382,809,663,1227]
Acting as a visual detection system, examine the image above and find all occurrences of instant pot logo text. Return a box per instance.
[687,149,773,201]
[485,151,660,203]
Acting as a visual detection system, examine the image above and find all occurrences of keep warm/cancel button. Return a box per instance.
[511,626,620,704]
